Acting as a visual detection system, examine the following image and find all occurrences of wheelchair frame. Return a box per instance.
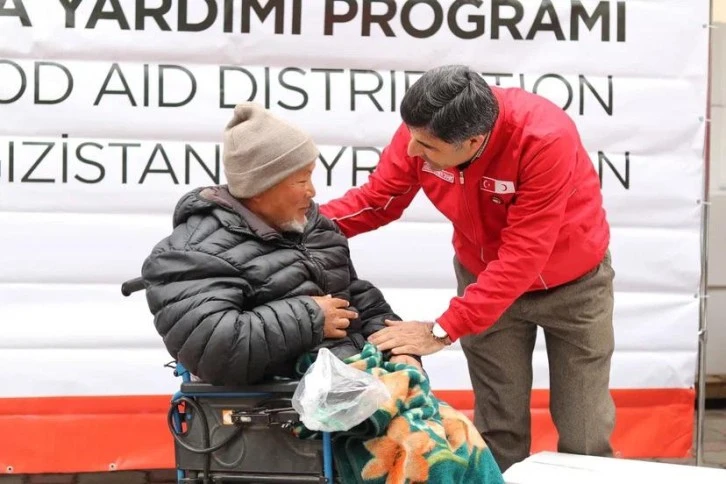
[122,277,335,483]
[169,362,335,483]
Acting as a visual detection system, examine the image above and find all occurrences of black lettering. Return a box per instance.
[491,0,523,40]
[242,0,284,34]
[58,0,82,28]
[449,0,484,39]
[579,75,612,116]
[390,69,396,111]
[278,67,308,110]
[598,151,629,189]
[139,144,179,184]
[179,0,216,32]
[571,1,609,41]
[109,142,140,184]
[75,142,105,184]
[219,66,257,108]
[526,0,564,40]
[7,141,14,182]
[215,145,221,178]
[404,70,424,92]
[185,144,219,184]
[352,147,380,185]
[532,74,572,111]
[617,1,625,42]
[362,0,395,37]
[311,68,344,110]
[223,0,236,32]
[0,0,30,26]
[400,0,443,38]
[159,65,196,107]
[264,66,270,108]
[21,141,55,183]
[135,0,171,30]
[61,133,68,183]
[350,69,384,111]
[482,72,513,86]
[143,63,149,106]
[94,63,136,106]
[324,0,357,36]
[0,60,26,104]
[86,0,130,30]
[34,62,74,105]
[318,147,346,186]
[291,0,302,34]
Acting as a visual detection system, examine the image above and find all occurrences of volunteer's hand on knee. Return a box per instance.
[312,295,357,339]
[368,320,445,356]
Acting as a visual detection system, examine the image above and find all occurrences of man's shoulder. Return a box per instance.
[495,85,561,108]
[151,214,228,259]
[171,186,231,226]
[307,204,349,244]
[497,87,576,130]
[493,88,578,152]
[149,187,245,255]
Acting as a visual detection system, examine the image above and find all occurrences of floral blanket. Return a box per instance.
[294,343,504,483]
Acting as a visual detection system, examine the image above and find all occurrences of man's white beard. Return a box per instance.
[280,216,308,233]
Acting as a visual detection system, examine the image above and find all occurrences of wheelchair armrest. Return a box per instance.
[180,380,300,395]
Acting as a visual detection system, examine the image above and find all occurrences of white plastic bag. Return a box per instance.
[292,348,391,432]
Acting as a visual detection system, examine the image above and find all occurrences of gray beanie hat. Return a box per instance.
[223,103,319,198]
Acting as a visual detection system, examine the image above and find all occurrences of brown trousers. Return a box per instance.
[455,253,616,472]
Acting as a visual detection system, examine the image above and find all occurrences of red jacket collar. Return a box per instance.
[462,86,508,174]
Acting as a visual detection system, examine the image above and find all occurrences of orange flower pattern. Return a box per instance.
[294,343,505,484]
[439,404,487,452]
[361,417,436,483]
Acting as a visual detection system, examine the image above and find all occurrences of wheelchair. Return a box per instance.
[122,277,335,484]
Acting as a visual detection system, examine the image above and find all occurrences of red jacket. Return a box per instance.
[319,87,609,341]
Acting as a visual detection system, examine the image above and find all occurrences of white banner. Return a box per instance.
[0,0,710,399]
[0,62,706,148]
[0,136,704,228]
[0,0,707,78]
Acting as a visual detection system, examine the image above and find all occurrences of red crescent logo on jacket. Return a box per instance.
[481,177,516,194]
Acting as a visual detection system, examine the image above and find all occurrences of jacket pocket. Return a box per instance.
[483,192,516,207]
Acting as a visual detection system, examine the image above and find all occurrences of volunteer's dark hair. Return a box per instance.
[400,65,499,145]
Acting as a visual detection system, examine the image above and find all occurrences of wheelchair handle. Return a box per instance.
[121,277,145,297]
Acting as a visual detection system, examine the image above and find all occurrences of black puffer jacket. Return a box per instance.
[141,186,400,386]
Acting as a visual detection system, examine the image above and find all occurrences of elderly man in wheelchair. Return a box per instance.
[131,103,504,483]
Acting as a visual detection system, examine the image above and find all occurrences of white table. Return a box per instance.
[503,452,726,484]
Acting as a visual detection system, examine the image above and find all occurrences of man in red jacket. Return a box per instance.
[319,65,615,472]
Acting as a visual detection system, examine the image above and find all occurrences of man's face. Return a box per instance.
[254,162,316,233]
[406,127,486,170]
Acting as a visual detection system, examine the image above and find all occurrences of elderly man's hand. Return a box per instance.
[389,354,423,371]
[312,295,357,339]
[368,320,447,356]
